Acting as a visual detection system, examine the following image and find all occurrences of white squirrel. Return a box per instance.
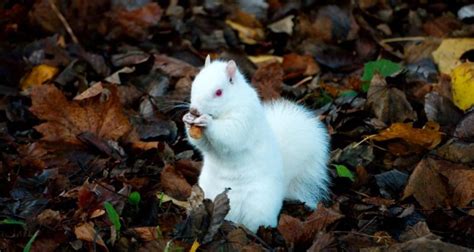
[182,56,330,232]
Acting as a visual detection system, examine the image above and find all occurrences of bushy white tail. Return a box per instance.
[264,100,330,208]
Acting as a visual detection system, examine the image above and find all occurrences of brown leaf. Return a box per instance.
[203,188,230,243]
[454,111,474,141]
[37,209,62,227]
[160,164,192,200]
[107,3,162,40]
[404,39,441,64]
[435,140,474,164]
[367,73,417,124]
[437,160,474,207]
[399,222,432,242]
[424,92,463,127]
[423,15,461,37]
[403,158,450,209]
[74,222,108,251]
[282,53,320,79]
[372,122,442,149]
[277,214,304,245]
[252,61,284,101]
[307,232,335,252]
[278,203,343,246]
[129,226,162,241]
[153,54,198,78]
[362,197,395,207]
[30,84,131,145]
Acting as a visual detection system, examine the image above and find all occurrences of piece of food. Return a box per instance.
[189,125,203,139]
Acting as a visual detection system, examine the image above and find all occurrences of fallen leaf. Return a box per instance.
[399,221,432,242]
[375,169,409,199]
[432,38,474,74]
[367,74,417,124]
[404,39,441,64]
[372,122,442,149]
[160,164,192,200]
[307,233,335,252]
[423,15,461,37]
[435,140,474,163]
[451,62,474,110]
[278,203,343,246]
[268,15,294,35]
[73,82,104,100]
[74,222,108,251]
[282,53,320,79]
[362,197,395,207]
[20,64,58,91]
[403,158,449,209]
[130,226,162,241]
[153,54,198,78]
[36,209,62,227]
[454,111,474,141]
[225,20,265,45]
[252,61,284,100]
[29,84,131,145]
[435,160,474,207]
[247,55,283,65]
[424,92,463,127]
[107,3,162,40]
[203,188,230,243]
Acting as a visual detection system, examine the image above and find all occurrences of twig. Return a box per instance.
[47,0,79,44]
[381,37,426,43]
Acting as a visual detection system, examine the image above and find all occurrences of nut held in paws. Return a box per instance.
[189,125,203,139]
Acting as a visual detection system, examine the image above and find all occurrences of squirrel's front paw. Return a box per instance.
[194,114,212,127]
[182,112,196,127]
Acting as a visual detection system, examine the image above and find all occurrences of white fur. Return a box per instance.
[184,60,330,232]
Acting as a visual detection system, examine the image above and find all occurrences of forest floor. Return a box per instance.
[1,0,474,251]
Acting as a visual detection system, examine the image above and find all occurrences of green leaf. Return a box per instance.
[339,90,358,97]
[104,202,121,234]
[335,164,355,182]
[23,230,39,252]
[361,59,402,92]
[1,218,26,229]
[128,191,141,206]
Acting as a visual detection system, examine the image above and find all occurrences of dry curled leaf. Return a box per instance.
[252,61,284,101]
[74,222,108,251]
[372,122,442,149]
[403,158,449,209]
[160,164,192,200]
[367,74,417,124]
[30,84,131,145]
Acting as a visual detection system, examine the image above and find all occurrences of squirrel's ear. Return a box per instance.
[226,60,237,82]
[205,55,211,67]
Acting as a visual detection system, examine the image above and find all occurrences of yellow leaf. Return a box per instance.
[372,122,442,149]
[248,55,283,64]
[225,20,265,45]
[189,240,200,252]
[432,38,474,74]
[451,62,474,110]
[20,64,59,90]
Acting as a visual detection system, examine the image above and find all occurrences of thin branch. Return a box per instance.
[47,0,79,44]
[381,37,426,43]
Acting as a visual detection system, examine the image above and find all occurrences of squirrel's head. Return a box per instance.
[190,56,251,118]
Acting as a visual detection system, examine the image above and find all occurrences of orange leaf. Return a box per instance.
[29,84,131,145]
[372,122,442,149]
[20,64,58,90]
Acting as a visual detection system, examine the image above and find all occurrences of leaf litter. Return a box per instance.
[1,0,474,251]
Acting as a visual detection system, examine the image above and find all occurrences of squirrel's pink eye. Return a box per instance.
[215,89,223,97]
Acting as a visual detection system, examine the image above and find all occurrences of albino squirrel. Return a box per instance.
[182,56,330,232]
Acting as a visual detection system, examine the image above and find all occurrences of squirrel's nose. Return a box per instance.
[190,107,201,116]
